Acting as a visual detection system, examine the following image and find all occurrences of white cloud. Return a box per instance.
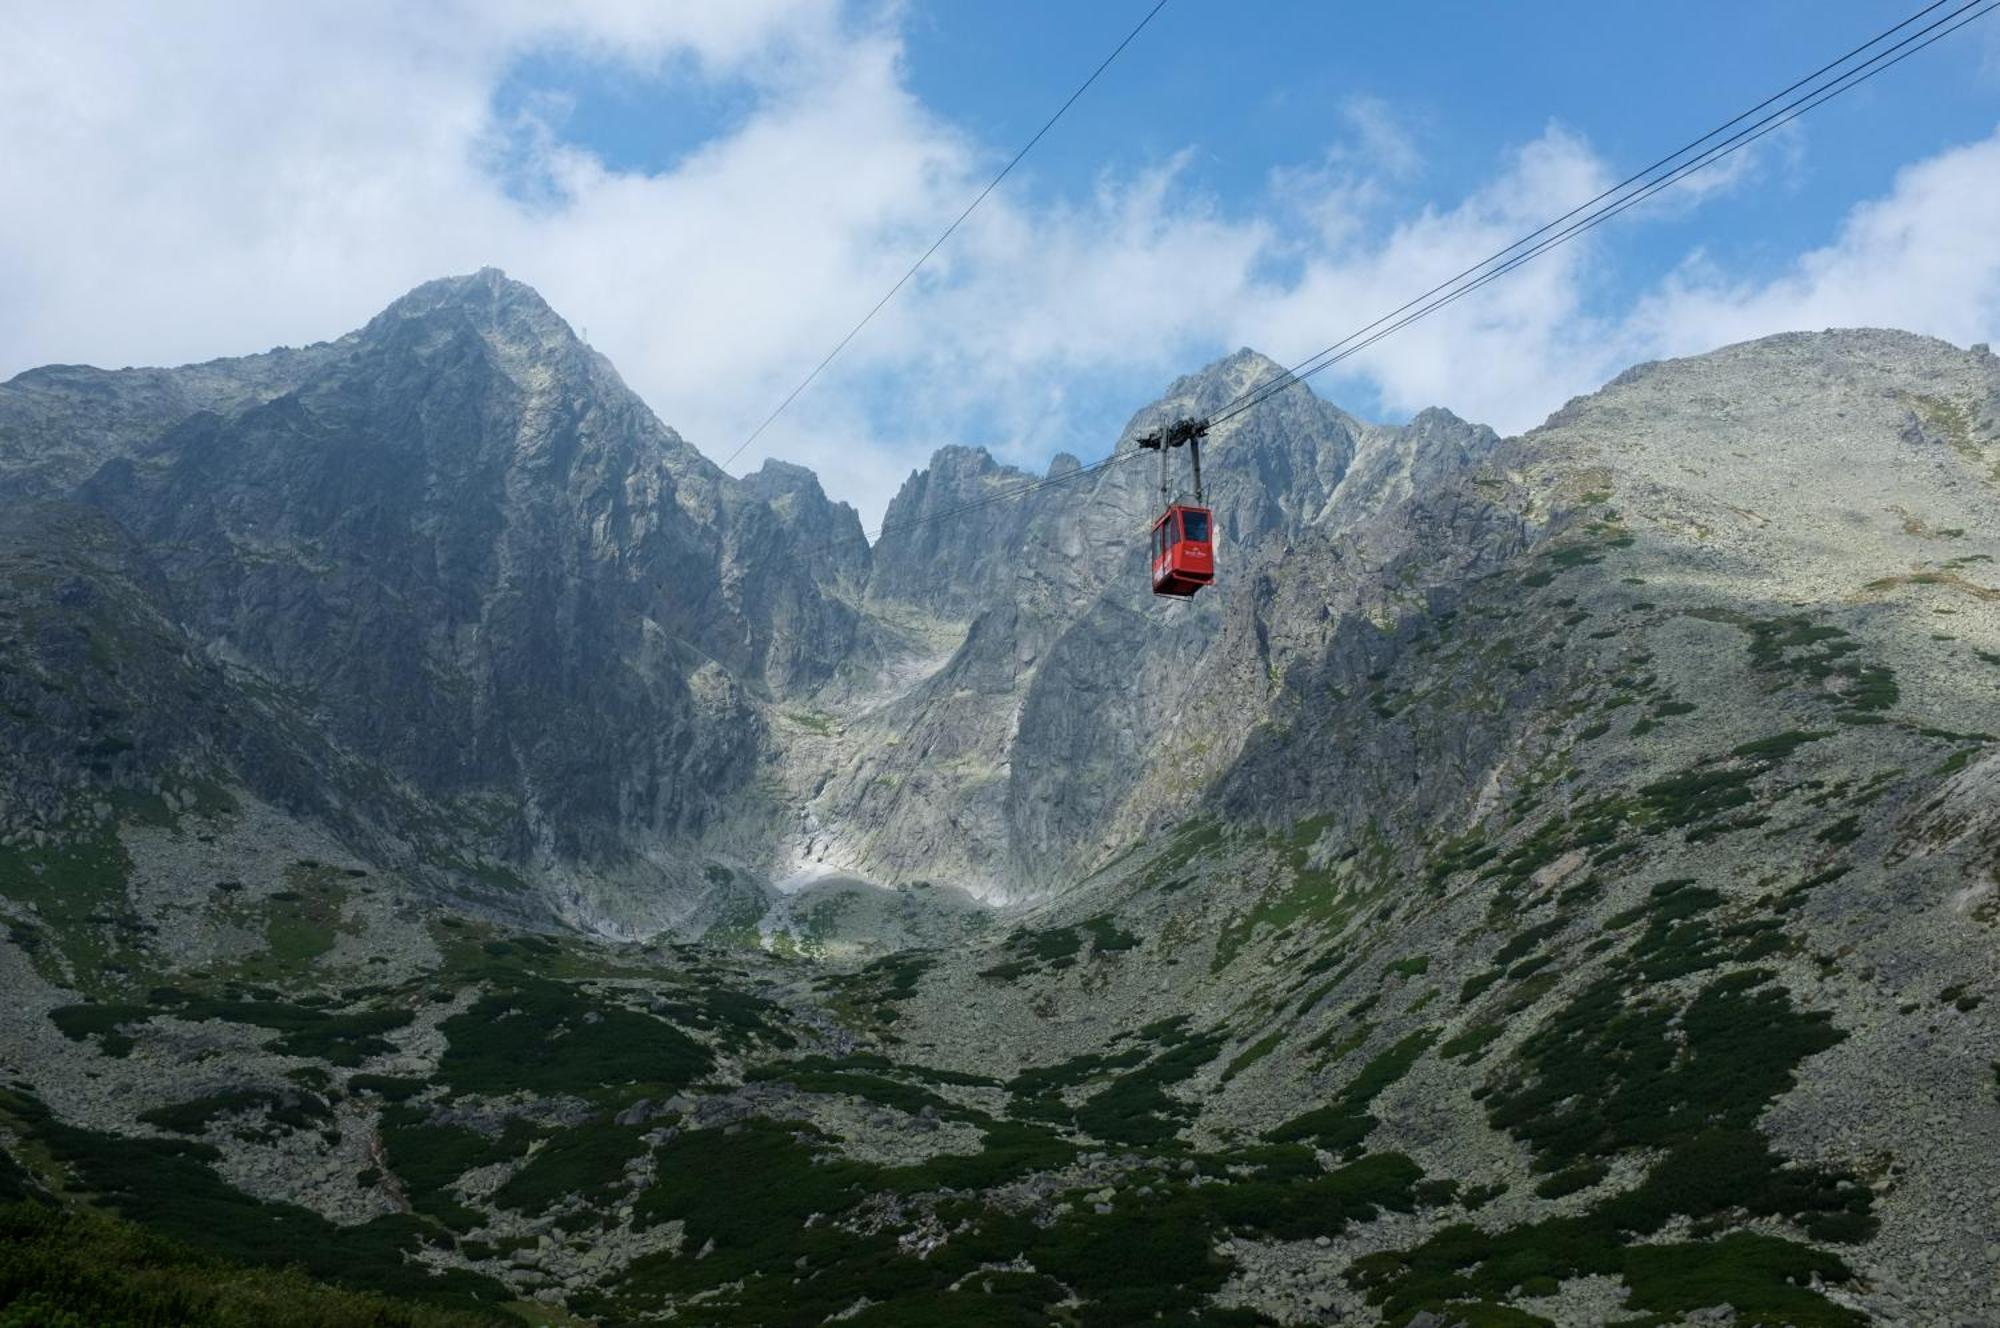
[1626,121,1799,218]
[1333,96,1425,183]
[2,4,1996,526]
[1977,15,2000,83]
[1230,126,1621,434]
[1629,125,2000,355]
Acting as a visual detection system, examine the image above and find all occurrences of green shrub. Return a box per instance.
[491,1123,644,1219]
[1533,1161,1607,1199]
[1439,1025,1502,1062]
[1731,731,1833,761]
[1267,1029,1437,1150]
[17,1108,506,1312]
[138,1090,331,1137]
[47,1004,149,1057]
[0,1201,506,1328]
[346,1074,426,1101]
[1081,915,1140,954]
[379,1106,541,1232]
[436,975,709,1100]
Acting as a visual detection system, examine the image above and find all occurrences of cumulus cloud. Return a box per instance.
[1629,126,2000,356]
[2,2,1996,524]
[1234,126,1619,432]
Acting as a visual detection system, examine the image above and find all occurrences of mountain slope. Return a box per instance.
[2,272,887,932]
[843,328,1999,1324]
[788,349,1501,898]
[0,280,1995,1325]
[1,277,1513,918]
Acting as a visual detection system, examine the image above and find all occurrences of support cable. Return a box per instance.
[719,0,1172,470]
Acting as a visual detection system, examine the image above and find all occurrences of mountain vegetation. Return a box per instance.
[0,271,1995,1325]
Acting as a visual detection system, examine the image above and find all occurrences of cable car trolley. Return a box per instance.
[1138,416,1214,597]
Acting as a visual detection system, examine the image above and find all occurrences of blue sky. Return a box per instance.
[6,1,1999,522]
[907,0,1994,293]
[535,2,1994,265]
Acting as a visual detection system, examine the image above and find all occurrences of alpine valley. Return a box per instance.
[1,269,1996,1327]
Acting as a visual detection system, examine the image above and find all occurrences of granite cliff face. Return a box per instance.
[3,275,1998,1326]
[2,272,877,926]
[0,274,1509,916]
[801,349,1502,897]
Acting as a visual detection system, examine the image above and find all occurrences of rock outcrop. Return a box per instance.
[3,278,1998,1326]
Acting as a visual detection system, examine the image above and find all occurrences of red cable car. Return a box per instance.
[1151,504,1214,596]
[1138,416,1215,598]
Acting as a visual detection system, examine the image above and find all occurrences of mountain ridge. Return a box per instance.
[7,273,1996,918]
[0,273,1997,1324]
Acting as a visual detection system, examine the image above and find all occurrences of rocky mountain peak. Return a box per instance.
[741,457,836,503]
[1114,347,1290,454]
[367,267,565,333]
[917,442,1005,483]
[738,458,870,593]
[1196,345,1288,398]
[2,274,1997,1326]
[1405,404,1482,434]
[872,444,1011,538]
[356,267,591,393]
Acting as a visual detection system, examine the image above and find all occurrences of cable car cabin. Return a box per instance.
[1139,416,1215,597]
[1150,504,1214,597]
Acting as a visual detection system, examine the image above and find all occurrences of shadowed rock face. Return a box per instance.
[0,272,852,873]
[0,274,1509,909]
[4,279,2000,1327]
[4,273,1996,924]
[830,349,1505,896]
[737,459,870,598]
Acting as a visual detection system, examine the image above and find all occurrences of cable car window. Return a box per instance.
[1181,510,1210,543]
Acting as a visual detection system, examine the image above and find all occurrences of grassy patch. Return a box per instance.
[977,927,1082,981]
[48,1002,151,1057]
[3,1091,506,1313]
[236,864,357,979]
[0,826,144,993]
[1486,967,1845,1164]
[606,1105,1415,1328]
[1081,914,1140,954]
[1220,1029,1286,1084]
[145,990,414,1066]
[1731,730,1833,761]
[1070,1020,1228,1146]
[745,1057,959,1119]
[0,1200,506,1328]
[1532,1160,1607,1199]
[1741,616,1898,719]
[1008,1019,1227,1147]
[819,952,936,1027]
[348,1073,427,1102]
[1133,819,1227,895]
[786,709,837,735]
[1348,942,1876,1324]
[1622,1233,1863,1324]
[1213,820,1391,972]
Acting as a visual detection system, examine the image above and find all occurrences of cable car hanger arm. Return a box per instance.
[1135,416,1208,506]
